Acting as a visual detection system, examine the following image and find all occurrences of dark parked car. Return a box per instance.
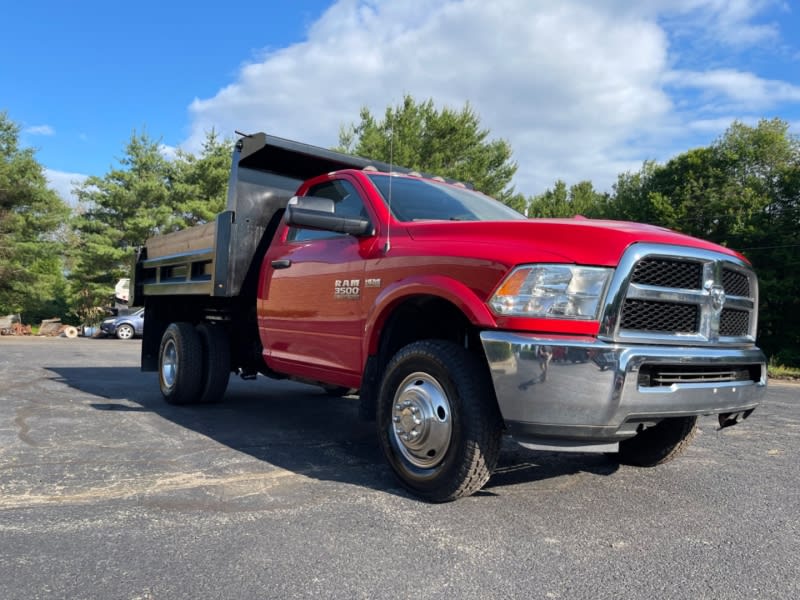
[100,308,144,340]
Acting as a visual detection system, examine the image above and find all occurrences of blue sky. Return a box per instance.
[2,0,799,201]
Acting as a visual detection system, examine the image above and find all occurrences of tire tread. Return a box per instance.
[196,323,230,404]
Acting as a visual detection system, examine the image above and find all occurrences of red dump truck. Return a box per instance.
[132,133,767,501]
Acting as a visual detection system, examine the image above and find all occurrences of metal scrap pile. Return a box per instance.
[37,318,78,338]
[0,314,26,336]
[0,316,77,337]
[4,322,33,336]
[37,318,64,336]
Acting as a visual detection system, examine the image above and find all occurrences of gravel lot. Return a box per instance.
[0,336,798,599]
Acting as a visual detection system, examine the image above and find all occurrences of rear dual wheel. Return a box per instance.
[159,322,230,405]
[197,323,231,404]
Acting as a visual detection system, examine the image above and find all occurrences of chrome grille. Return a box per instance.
[723,268,750,297]
[621,300,698,333]
[631,259,702,289]
[720,309,750,337]
[601,243,759,345]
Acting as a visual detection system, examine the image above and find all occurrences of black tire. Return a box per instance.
[376,340,502,502]
[615,416,698,467]
[196,323,230,404]
[116,323,135,340]
[158,322,203,405]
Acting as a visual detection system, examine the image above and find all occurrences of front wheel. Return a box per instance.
[376,340,502,502]
[614,416,698,467]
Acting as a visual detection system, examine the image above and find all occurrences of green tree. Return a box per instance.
[604,161,670,224]
[337,95,519,202]
[70,129,175,319]
[171,129,233,225]
[502,191,528,216]
[528,179,608,218]
[603,119,800,363]
[713,120,800,364]
[69,129,233,320]
[0,111,70,322]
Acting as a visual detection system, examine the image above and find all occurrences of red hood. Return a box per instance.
[404,218,744,266]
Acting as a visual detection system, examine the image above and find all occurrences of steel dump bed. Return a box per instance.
[132,134,400,303]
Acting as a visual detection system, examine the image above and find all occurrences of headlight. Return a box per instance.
[489,265,612,319]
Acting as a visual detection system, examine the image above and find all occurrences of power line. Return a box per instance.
[738,244,800,251]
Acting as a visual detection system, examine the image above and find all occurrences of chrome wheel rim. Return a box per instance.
[118,325,133,339]
[390,372,452,469]
[161,339,177,389]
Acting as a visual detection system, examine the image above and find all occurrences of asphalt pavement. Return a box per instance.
[0,336,797,600]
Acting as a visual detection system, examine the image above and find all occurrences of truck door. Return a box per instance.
[260,177,376,384]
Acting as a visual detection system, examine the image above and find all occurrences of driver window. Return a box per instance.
[288,179,368,242]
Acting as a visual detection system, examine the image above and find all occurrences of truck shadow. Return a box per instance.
[46,366,618,500]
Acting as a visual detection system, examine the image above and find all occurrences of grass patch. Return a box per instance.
[768,362,800,380]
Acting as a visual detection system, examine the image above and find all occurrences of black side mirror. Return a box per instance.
[285,196,374,236]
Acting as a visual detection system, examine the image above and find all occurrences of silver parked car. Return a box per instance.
[100,308,144,340]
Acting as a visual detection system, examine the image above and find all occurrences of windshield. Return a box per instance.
[367,174,526,222]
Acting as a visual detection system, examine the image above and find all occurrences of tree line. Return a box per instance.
[0,98,796,365]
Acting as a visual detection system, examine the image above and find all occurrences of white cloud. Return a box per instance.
[704,0,782,45]
[664,69,800,109]
[45,169,87,207]
[159,144,178,161]
[25,124,55,136]
[686,116,756,133]
[612,0,782,49]
[184,0,797,194]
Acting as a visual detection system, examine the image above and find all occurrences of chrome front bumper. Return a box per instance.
[480,331,767,447]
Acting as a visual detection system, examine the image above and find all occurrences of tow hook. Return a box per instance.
[718,408,755,430]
